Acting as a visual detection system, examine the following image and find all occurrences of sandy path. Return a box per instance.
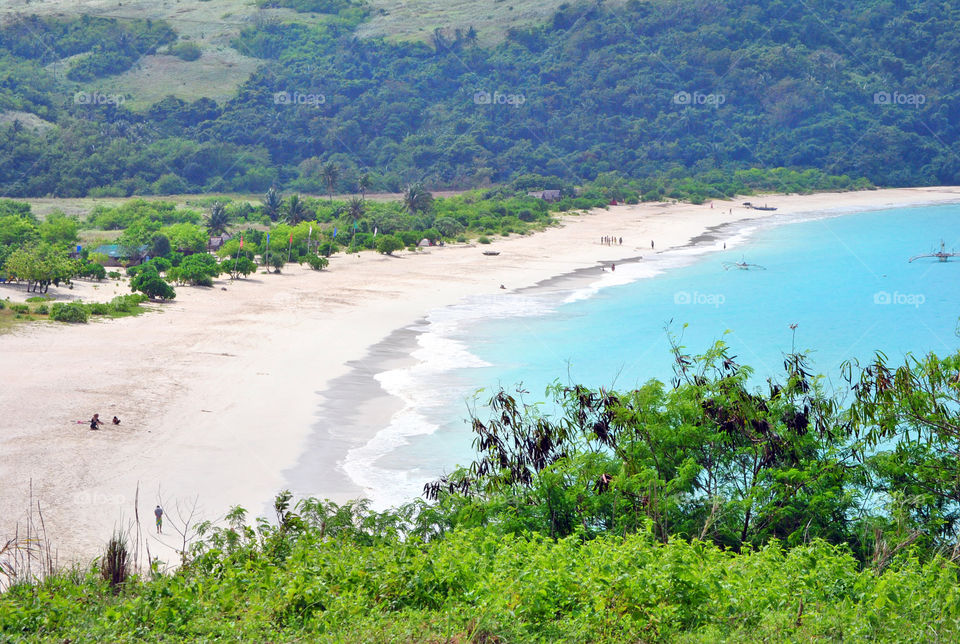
[2,187,959,565]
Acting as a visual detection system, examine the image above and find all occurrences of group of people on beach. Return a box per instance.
[89,413,121,430]
[600,236,622,246]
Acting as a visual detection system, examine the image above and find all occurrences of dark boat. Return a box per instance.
[742,201,777,211]
[482,250,500,256]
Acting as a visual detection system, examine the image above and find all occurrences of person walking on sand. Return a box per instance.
[154,505,163,534]
[651,240,654,249]
[89,414,103,430]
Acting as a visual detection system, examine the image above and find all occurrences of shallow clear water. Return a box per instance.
[347,205,960,507]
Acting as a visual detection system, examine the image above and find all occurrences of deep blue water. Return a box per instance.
[347,205,960,506]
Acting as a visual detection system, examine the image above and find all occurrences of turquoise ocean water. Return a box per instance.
[342,205,960,507]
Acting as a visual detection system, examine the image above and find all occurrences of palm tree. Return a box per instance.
[285,194,309,225]
[320,162,339,202]
[403,182,434,216]
[347,196,364,242]
[262,186,282,222]
[206,201,229,235]
[357,173,371,202]
[347,196,365,222]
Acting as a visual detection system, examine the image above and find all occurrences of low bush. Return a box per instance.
[50,301,89,323]
[131,266,176,300]
[303,254,329,271]
[169,40,201,61]
[109,294,147,313]
[79,262,107,281]
[375,234,403,255]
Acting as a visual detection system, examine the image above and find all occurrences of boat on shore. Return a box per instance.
[482,250,500,256]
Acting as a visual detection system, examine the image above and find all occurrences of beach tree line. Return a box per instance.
[0,164,871,309]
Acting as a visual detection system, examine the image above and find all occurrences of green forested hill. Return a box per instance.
[0,0,957,196]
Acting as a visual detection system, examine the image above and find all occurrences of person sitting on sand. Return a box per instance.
[112,416,121,425]
[89,414,103,430]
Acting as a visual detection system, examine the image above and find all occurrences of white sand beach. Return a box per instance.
[2,186,959,565]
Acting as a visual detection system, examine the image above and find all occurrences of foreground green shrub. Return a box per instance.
[302,254,329,271]
[130,266,175,300]
[108,294,147,313]
[221,256,257,279]
[375,234,403,255]
[50,301,89,323]
[1,520,958,643]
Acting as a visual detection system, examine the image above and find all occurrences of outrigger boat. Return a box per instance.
[741,202,778,211]
[723,258,766,271]
[908,240,959,263]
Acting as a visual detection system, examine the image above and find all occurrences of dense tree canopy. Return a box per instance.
[0,1,955,196]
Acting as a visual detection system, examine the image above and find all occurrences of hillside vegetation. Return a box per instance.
[357,0,620,44]
[0,0,955,197]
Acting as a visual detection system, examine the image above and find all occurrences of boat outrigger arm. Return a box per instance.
[722,259,766,271]
[908,240,960,263]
